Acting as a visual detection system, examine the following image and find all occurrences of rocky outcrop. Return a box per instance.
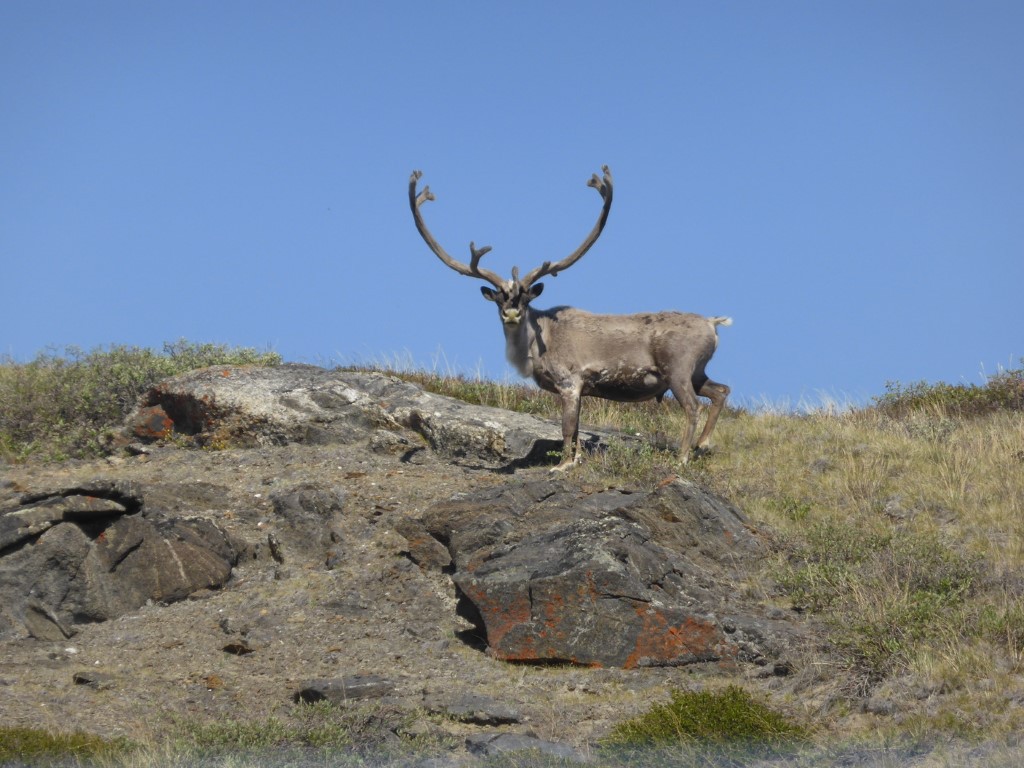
[414,479,800,669]
[0,472,362,641]
[0,481,239,640]
[1,479,140,550]
[123,364,635,467]
[267,483,347,564]
[3,367,802,668]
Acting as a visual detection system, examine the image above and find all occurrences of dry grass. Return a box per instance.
[693,404,1024,709]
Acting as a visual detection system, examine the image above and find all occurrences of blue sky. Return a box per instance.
[2,2,1021,407]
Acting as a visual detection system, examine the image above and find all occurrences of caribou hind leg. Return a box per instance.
[695,379,730,452]
[666,376,702,463]
[669,368,730,462]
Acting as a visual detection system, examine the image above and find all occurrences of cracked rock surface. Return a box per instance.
[419,478,803,668]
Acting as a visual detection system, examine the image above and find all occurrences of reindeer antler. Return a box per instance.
[519,166,613,288]
[409,171,505,289]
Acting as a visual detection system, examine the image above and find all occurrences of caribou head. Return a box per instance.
[409,167,611,323]
[409,166,731,471]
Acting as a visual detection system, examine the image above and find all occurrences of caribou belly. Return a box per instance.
[585,368,667,402]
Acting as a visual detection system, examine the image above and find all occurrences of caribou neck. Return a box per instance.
[502,309,538,379]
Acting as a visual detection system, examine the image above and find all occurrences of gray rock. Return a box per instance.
[1,522,91,638]
[294,674,395,704]
[23,600,76,641]
[424,693,521,725]
[70,514,237,621]
[222,639,256,656]
[0,484,238,640]
[72,670,117,690]
[124,365,636,467]
[369,429,419,457]
[393,517,452,569]
[2,490,131,550]
[419,478,801,669]
[268,482,346,560]
[18,479,144,511]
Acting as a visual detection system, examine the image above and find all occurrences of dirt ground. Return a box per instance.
[1,441,761,753]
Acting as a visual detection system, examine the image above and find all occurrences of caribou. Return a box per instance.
[409,166,731,471]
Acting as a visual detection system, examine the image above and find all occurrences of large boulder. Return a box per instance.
[123,365,634,467]
[415,479,801,669]
[0,481,239,640]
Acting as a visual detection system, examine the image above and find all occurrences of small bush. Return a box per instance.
[976,601,1024,661]
[179,716,298,751]
[0,726,131,764]
[576,438,683,489]
[873,363,1024,419]
[173,701,433,759]
[0,340,281,462]
[603,685,807,751]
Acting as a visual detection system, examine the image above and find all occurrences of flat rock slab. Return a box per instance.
[423,693,522,725]
[124,364,635,467]
[0,495,127,550]
[294,675,395,704]
[1,479,143,550]
[72,671,117,690]
[418,478,802,669]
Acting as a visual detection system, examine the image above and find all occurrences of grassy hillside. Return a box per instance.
[2,344,1023,758]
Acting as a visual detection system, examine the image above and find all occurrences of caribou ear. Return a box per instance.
[480,286,499,302]
[528,282,544,300]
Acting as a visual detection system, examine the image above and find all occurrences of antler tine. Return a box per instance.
[469,242,493,271]
[520,166,613,288]
[416,186,435,207]
[409,171,505,289]
[587,165,613,200]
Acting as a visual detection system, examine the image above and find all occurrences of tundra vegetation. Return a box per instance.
[1,343,1023,766]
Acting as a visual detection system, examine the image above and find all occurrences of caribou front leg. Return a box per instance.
[551,386,584,472]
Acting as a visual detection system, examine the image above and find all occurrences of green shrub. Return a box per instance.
[0,340,281,462]
[171,702,444,762]
[178,715,298,751]
[873,363,1024,419]
[603,685,807,750]
[0,726,131,764]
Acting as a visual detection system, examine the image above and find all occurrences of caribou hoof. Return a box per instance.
[549,453,582,473]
